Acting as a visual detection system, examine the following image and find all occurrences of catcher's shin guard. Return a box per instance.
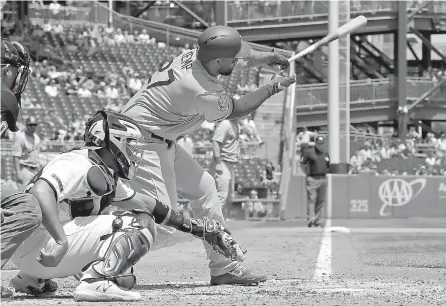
[83,211,156,289]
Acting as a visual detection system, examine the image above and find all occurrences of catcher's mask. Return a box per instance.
[84,110,144,180]
[1,39,31,98]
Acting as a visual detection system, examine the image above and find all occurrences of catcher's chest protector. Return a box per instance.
[68,150,118,218]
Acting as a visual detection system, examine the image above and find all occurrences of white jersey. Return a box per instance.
[121,49,234,141]
[26,149,135,218]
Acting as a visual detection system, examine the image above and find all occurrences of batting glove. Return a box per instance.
[267,50,290,71]
[269,73,297,95]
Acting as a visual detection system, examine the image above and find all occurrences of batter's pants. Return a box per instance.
[130,138,237,276]
[209,160,236,220]
[1,185,42,268]
[18,165,38,192]
[306,176,327,223]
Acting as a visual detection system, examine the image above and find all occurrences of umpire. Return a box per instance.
[301,136,330,227]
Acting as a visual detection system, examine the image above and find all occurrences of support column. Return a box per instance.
[421,32,432,73]
[215,0,227,26]
[328,1,348,174]
[396,1,408,138]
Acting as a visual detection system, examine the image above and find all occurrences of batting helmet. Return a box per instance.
[197,26,251,63]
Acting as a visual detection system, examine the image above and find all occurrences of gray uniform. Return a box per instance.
[211,119,239,219]
[1,184,41,268]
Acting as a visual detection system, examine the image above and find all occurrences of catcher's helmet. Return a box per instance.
[1,39,31,96]
[84,110,144,181]
[197,26,251,63]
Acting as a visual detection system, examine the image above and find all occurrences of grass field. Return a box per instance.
[1,218,446,305]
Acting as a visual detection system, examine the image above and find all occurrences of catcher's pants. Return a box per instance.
[11,202,133,281]
[1,185,42,268]
[130,138,237,276]
[209,160,235,219]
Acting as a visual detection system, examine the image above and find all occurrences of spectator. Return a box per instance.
[42,20,52,32]
[128,72,142,93]
[349,150,363,172]
[114,28,125,45]
[435,132,446,163]
[44,79,59,97]
[138,29,151,44]
[425,151,438,166]
[296,126,316,152]
[243,190,267,219]
[77,87,92,98]
[49,0,61,15]
[53,23,63,34]
[104,85,119,99]
[407,126,420,139]
[133,30,140,44]
[123,30,134,43]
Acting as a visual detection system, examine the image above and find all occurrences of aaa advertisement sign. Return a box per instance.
[330,175,446,218]
[378,178,426,217]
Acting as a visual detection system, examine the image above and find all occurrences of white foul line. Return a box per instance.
[313,174,333,282]
[313,219,332,282]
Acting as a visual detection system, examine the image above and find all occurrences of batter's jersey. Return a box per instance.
[121,49,234,141]
[212,119,240,163]
[26,149,135,218]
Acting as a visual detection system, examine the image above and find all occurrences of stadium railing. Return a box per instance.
[226,0,398,23]
[0,140,263,157]
[28,2,109,25]
[295,77,445,107]
[226,0,446,24]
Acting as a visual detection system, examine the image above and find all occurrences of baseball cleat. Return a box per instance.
[210,264,267,286]
[10,274,58,297]
[1,286,13,299]
[73,279,141,302]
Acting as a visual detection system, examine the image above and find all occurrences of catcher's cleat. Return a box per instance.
[73,279,141,302]
[10,274,58,297]
[210,264,267,286]
[1,286,13,299]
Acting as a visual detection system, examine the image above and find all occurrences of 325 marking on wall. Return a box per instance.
[350,199,369,213]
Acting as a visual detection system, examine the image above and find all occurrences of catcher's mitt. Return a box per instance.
[191,217,246,262]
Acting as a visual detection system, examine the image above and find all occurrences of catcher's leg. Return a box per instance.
[74,211,156,302]
[10,212,118,297]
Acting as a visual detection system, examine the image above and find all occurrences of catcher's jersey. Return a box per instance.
[121,48,234,140]
[26,149,135,218]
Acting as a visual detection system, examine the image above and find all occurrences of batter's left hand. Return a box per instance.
[267,52,289,71]
[37,240,69,267]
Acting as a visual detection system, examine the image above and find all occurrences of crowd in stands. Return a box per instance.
[297,126,446,177]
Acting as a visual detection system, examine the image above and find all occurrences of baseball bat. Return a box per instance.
[288,15,368,63]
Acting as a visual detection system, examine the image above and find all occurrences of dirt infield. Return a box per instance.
[2,219,446,305]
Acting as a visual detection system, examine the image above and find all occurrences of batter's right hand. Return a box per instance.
[37,239,69,267]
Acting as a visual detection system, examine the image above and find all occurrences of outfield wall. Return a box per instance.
[284,174,446,219]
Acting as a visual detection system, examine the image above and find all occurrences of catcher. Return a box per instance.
[9,110,245,302]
